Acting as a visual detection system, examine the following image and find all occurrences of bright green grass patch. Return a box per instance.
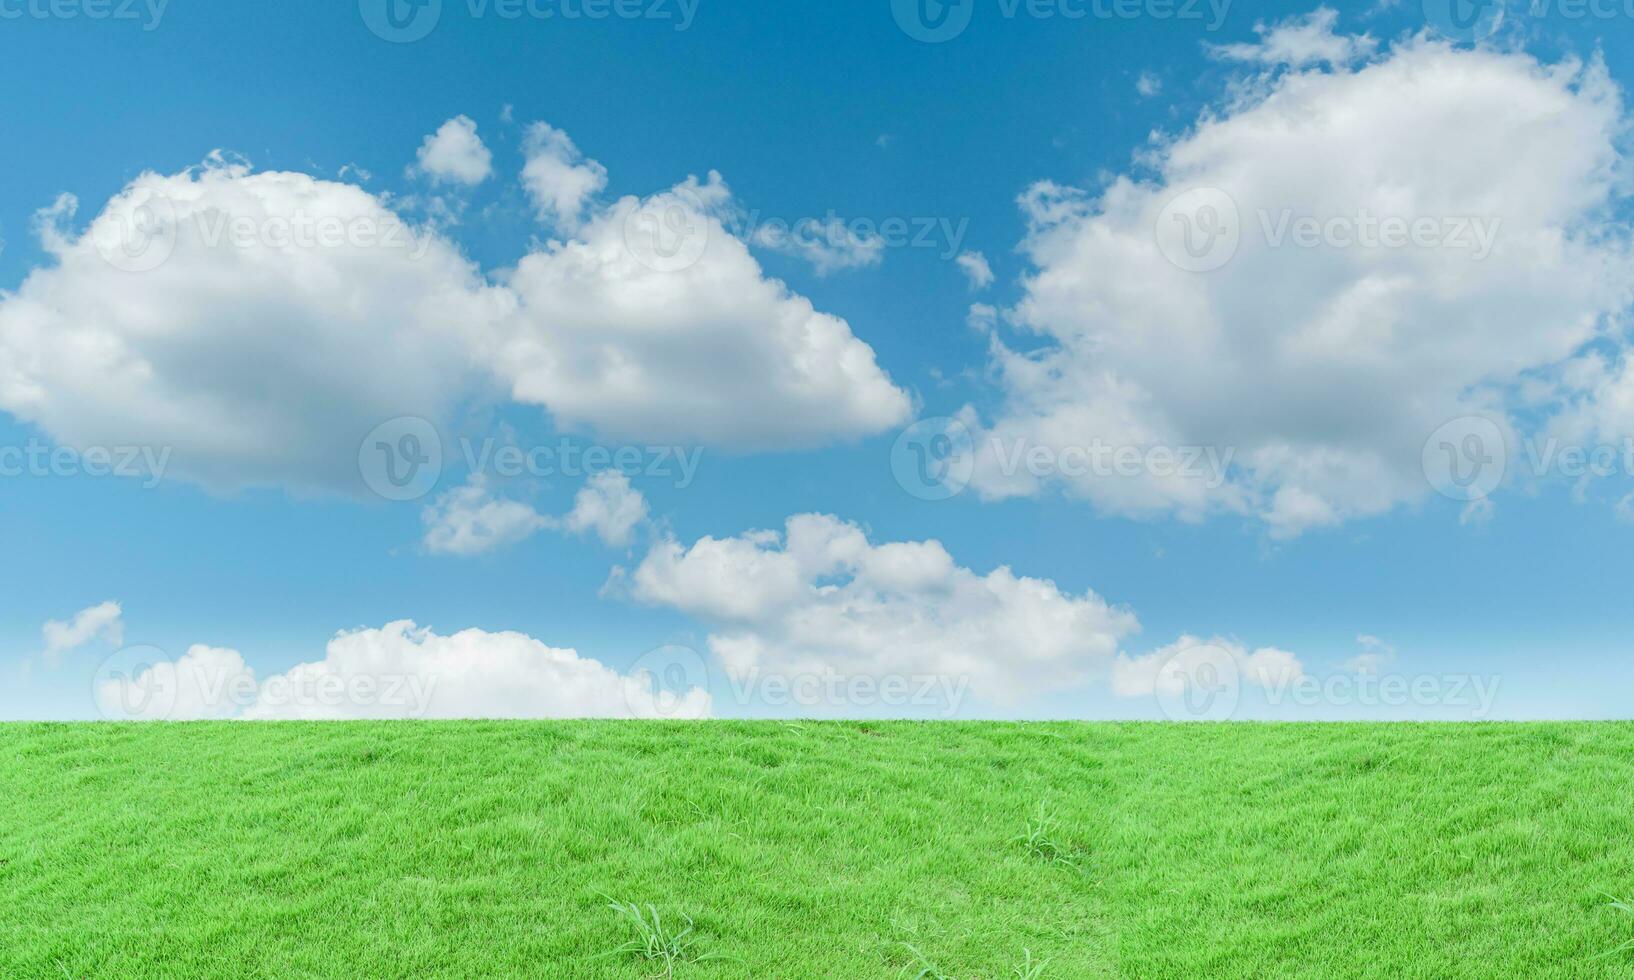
[4,722,1634,977]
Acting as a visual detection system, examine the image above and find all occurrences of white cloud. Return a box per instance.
[966,39,1634,535]
[748,217,884,275]
[0,137,911,490]
[1342,634,1395,674]
[627,513,1139,703]
[490,172,912,449]
[96,620,711,720]
[95,643,253,721]
[42,601,123,660]
[422,470,650,554]
[0,158,505,493]
[1212,8,1377,69]
[414,115,493,186]
[422,475,551,556]
[562,470,648,547]
[521,121,608,231]
[956,251,994,290]
[1136,71,1162,97]
[1111,634,1305,698]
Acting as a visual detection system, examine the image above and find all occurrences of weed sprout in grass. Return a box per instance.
[1599,893,1634,959]
[1011,807,1079,869]
[604,899,723,977]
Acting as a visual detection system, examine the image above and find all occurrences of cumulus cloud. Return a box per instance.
[0,158,505,493]
[1111,635,1305,698]
[627,513,1139,703]
[422,470,650,554]
[95,644,253,721]
[96,620,711,720]
[414,115,493,186]
[42,601,123,660]
[490,172,912,448]
[964,38,1634,535]
[422,475,551,556]
[748,217,884,275]
[0,136,910,490]
[956,251,994,290]
[561,470,648,547]
[521,121,608,231]
[1212,8,1377,69]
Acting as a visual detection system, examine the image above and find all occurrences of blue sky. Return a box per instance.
[3,0,1634,721]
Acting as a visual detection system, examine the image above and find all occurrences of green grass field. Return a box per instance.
[5,722,1634,978]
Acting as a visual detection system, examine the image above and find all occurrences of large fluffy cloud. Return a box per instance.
[95,620,711,720]
[965,31,1634,535]
[0,142,911,490]
[626,513,1139,703]
[489,173,912,448]
[0,158,505,493]
[1111,634,1305,699]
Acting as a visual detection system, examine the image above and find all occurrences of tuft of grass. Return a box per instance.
[900,944,1050,979]
[1011,806,1079,869]
[604,899,717,977]
[900,942,954,979]
[1597,893,1634,959]
[1013,948,1050,978]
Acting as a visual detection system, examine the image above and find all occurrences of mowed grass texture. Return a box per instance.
[5,723,1634,978]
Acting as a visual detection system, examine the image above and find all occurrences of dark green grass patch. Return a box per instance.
[4,722,1634,977]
